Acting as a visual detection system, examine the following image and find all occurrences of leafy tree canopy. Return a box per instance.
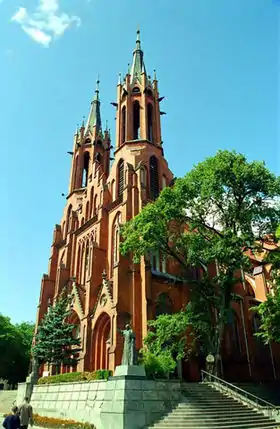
[0,315,34,384]
[121,150,280,370]
[253,243,280,344]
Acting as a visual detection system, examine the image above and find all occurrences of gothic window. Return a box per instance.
[140,166,147,188]
[66,204,72,234]
[118,159,124,197]
[150,250,160,271]
[111,179,115,201]
[84,242,90,282]
[82,325,86,350]
[147,103,153,141]
[132,87,140,93]
[76,245,81,283]
[156,293,173,317]
[90,187,94,217]
[85,201,89,222]
[82,152,90,187]
[122,106,126,144]
[100,190,103,207]
[150,156,159,200]
[73,324,81,340]
[93,195,98,214]
[251,313,270,362]
[133,101,140,139]
[226,311,241,355]
[62,221,66,239]
[111,213,121,274]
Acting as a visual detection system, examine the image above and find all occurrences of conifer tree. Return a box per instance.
[32,290,81,373]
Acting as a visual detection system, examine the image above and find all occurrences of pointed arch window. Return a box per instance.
[133,101,140,139]
[84,242,90,282]
[150,156,159,200]
[156,293,173,317]
[85,201,89,221]
[90,187,94,217]
[66,204,72,234]
[76,245,82,283]
[147,103,153,141]
[111,179,115,201]
[226,311,242,356]
[82,152,90,187]
[118,159,124,197]
[93,195,98,214]
[122,106,126,144]
[111,213,121,275]
[140,166,147,188]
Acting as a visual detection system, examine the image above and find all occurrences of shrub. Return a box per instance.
[38,370,112,385]
[139,349,176,379]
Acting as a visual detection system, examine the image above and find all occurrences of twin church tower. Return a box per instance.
[35,31,177,374]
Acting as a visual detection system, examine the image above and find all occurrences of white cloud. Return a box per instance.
[12,0,80,47]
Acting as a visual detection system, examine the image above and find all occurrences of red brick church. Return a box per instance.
[35,31,280,382]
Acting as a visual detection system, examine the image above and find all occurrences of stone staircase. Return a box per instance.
[146,383,279,429]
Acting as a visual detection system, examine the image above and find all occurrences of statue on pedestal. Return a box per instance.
[119,324,137,366]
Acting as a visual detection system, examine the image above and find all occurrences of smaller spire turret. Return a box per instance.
[130,29,147,83]
[85,76,102,136]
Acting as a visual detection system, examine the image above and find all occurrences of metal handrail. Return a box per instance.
[201,370,278,415]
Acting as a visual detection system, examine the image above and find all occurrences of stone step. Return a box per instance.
[162,413,271,423]
[149,423,279,429]
[167,411,264,417]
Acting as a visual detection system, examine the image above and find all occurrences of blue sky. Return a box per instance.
[0,0,279,324]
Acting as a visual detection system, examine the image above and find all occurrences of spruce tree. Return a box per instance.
[32,290,81,373]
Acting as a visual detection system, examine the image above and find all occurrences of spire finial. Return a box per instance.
[136,28,141,49]
[94,75,100,101]
[153,69,157,81]
[75,124,79,135]
[118,72,122,84]
[105,120,108,131]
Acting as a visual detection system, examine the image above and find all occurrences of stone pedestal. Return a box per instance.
[114,365,146,378]
[100,366,183,429]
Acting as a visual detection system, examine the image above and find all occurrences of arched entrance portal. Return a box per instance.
[92,313,111,371]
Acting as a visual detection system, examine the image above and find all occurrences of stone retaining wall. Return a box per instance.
[27,378,184,429]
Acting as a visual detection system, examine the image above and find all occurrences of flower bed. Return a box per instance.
[38,370,112,384]
[2,414,95,429]
[33,414,95,428]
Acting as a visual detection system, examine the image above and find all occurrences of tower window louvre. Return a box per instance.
[122,106,126,144]
[150,156,159,200]
[118,160,124,197]
[147,103,153,141]
[133,101,140,140]
[82,152,90,187]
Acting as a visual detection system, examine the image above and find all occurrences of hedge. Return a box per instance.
[38,370,112,385]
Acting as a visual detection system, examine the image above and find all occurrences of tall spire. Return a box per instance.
[130,29,147,83]
[85,76,102,135]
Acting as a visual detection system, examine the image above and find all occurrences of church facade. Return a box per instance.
[35,32,280,382]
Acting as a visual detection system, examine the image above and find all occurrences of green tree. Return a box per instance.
[121,150,280,373]
[32,291,81,373]
[0,315,34,384]
[252,242,280,344]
